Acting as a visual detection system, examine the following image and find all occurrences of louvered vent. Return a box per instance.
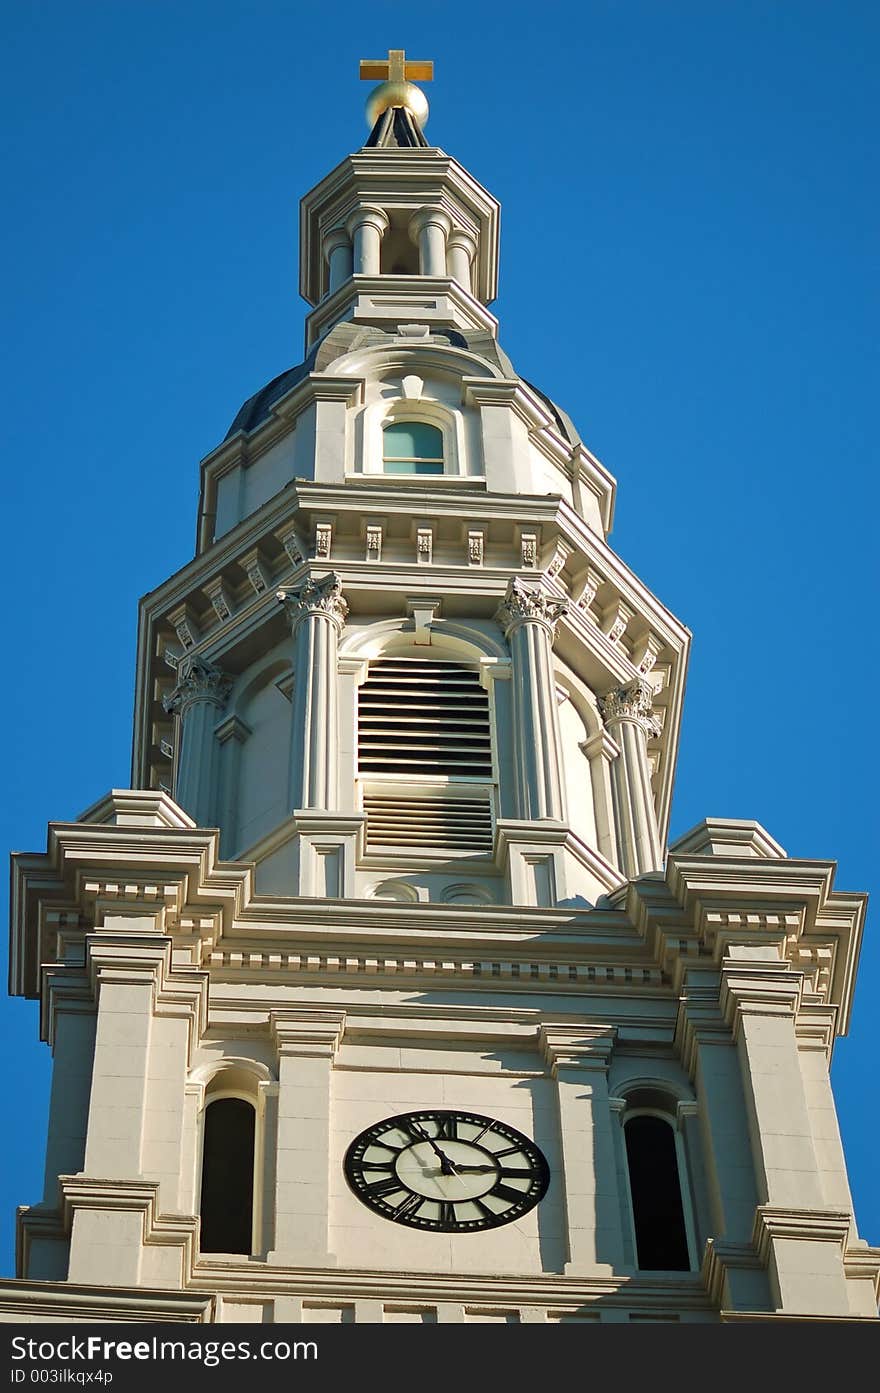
[358,659,492,777]
[364,792,493,852]
[358,658,494,853]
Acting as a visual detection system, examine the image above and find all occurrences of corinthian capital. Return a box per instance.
[276,572,349,633]
[495,577,568,639]
[162,655,232,718]
[599,679,662,737]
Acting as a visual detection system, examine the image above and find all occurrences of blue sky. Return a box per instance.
[2,1,877,1274]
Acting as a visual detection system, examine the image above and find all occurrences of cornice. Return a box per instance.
[0,1277,214,1323]
[624,838,867,1035]
[16,796,864,1039]
[305,275,499,348]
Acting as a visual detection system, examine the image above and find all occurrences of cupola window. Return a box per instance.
[382,421,444,475]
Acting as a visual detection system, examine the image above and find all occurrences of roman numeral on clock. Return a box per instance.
[394,1192,424,1219]
[366,1176,404,1198]
[491,1183,528,1204]
[436,1116,458,1140]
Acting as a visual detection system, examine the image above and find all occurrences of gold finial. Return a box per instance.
[359,48,433,129]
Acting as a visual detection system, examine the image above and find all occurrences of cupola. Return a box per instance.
[299,49,500,349]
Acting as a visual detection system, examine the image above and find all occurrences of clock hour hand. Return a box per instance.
[410,1124,458,1175]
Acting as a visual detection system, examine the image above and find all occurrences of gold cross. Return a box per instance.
[359,49,433,84]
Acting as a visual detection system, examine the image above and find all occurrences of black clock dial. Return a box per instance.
[343,1109,550,1232]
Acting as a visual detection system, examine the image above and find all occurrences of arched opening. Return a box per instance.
[199,1096,256,1254]
[357,650,495,853]
[624,1113,690,1271]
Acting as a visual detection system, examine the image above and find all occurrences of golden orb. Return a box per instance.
[365,79,429,129]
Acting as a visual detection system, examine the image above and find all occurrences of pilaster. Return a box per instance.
[267,1009,346,1268]
[720,956,852,1314]
[539,1024,626,1275]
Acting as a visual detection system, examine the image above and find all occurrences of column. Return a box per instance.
[540,1024,627,1274]
[409,206,452,276]
[277,572,348,811]
[495,577,567,821]
[162,654,231,827]
[447,229,477,292]
[324,227,353,293]
[268,1010,345,1267]
[599,679,663,877]
[720,956,851,1315]
[346,206,389,276]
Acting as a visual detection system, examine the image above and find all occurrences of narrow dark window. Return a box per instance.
[624,1115,690,1271]
[199,1097,255,1254]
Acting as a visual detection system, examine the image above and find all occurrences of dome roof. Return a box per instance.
[225,331,581,447]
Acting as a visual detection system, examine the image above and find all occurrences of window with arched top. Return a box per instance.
[623,1112,692,1271]
[199,1095,256,1255]
[382,420,444,475]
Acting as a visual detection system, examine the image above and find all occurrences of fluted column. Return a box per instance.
[599,679,662,877]
[324,226,353,293]
[346,206,389,276]
[277,572,348,811]
[495,577,567,821]
[409,206,453,276]
[163,655,231,826]
[447,229,477,292]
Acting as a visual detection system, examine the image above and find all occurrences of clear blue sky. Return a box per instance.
[2,1,877,1274]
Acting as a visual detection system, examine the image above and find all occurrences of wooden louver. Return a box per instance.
[358,658,494,852]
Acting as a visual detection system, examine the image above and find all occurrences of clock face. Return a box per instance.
[343,1109,550,1232]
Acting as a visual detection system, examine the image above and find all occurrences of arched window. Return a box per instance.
[624,1113,691,1271]
[382,421,444,475]
[199,1096,256,1254]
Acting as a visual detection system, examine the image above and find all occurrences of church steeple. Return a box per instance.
[5,47,875,1329]
[126,58,688,907]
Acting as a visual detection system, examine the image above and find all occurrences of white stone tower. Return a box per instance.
[4,53,878,1325]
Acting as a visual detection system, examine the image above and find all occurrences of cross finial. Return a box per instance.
[359,50,434,84]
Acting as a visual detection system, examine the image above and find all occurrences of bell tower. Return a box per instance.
[4,55,877,1326]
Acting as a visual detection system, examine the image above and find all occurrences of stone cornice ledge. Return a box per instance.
[623,822,867,1033]
[752,1205,851,1262]
[186,1261,711,1311]
[0,1279,214,1323]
